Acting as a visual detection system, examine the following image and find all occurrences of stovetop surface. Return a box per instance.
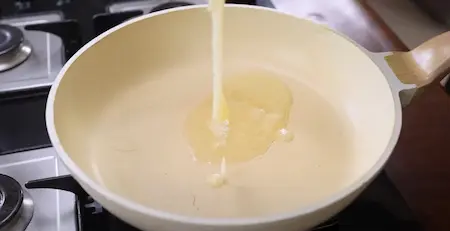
[0,1,423,231]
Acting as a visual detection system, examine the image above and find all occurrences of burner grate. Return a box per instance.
[93,10,143,36]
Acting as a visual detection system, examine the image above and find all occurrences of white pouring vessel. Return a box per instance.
[46,5,450,231]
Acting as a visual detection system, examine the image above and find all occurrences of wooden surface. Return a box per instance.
[268,0,450,231]
[389,83,450,231]
[412,0,450,25]
[270,0,408,52]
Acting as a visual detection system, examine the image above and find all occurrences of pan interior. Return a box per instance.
[52,6,396,219]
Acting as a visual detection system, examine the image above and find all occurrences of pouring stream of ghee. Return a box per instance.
[208,0,228,187]
[209,0,228,125]
[199,0,295,188]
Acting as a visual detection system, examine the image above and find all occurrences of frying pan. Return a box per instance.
[46,5,450,231]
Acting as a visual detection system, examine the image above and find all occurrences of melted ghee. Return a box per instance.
[184,71,294,164]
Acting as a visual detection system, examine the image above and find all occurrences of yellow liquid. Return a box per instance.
[209,0,226,124]
[208,0,228,186]
[185,71,293,164]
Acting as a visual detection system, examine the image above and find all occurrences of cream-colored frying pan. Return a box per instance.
[47,5,449,231]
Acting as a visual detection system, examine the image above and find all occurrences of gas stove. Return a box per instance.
[0,1,423,231]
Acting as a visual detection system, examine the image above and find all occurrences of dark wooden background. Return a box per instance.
[412,0,450,25]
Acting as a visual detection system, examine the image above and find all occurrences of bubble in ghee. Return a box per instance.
[184,71,294,164]
[278,128,294,142]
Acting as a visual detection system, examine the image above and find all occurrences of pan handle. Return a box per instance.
[385,31,450,104]
[385,31,450,88]
[384,31,450,106]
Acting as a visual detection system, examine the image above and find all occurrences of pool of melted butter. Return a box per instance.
[185,71,293,164]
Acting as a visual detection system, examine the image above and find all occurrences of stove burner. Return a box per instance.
[0,24,23,56]
[150,2,194,13]
[0,174,23,228]
[0,24,32,72]
[0,174,33,231]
